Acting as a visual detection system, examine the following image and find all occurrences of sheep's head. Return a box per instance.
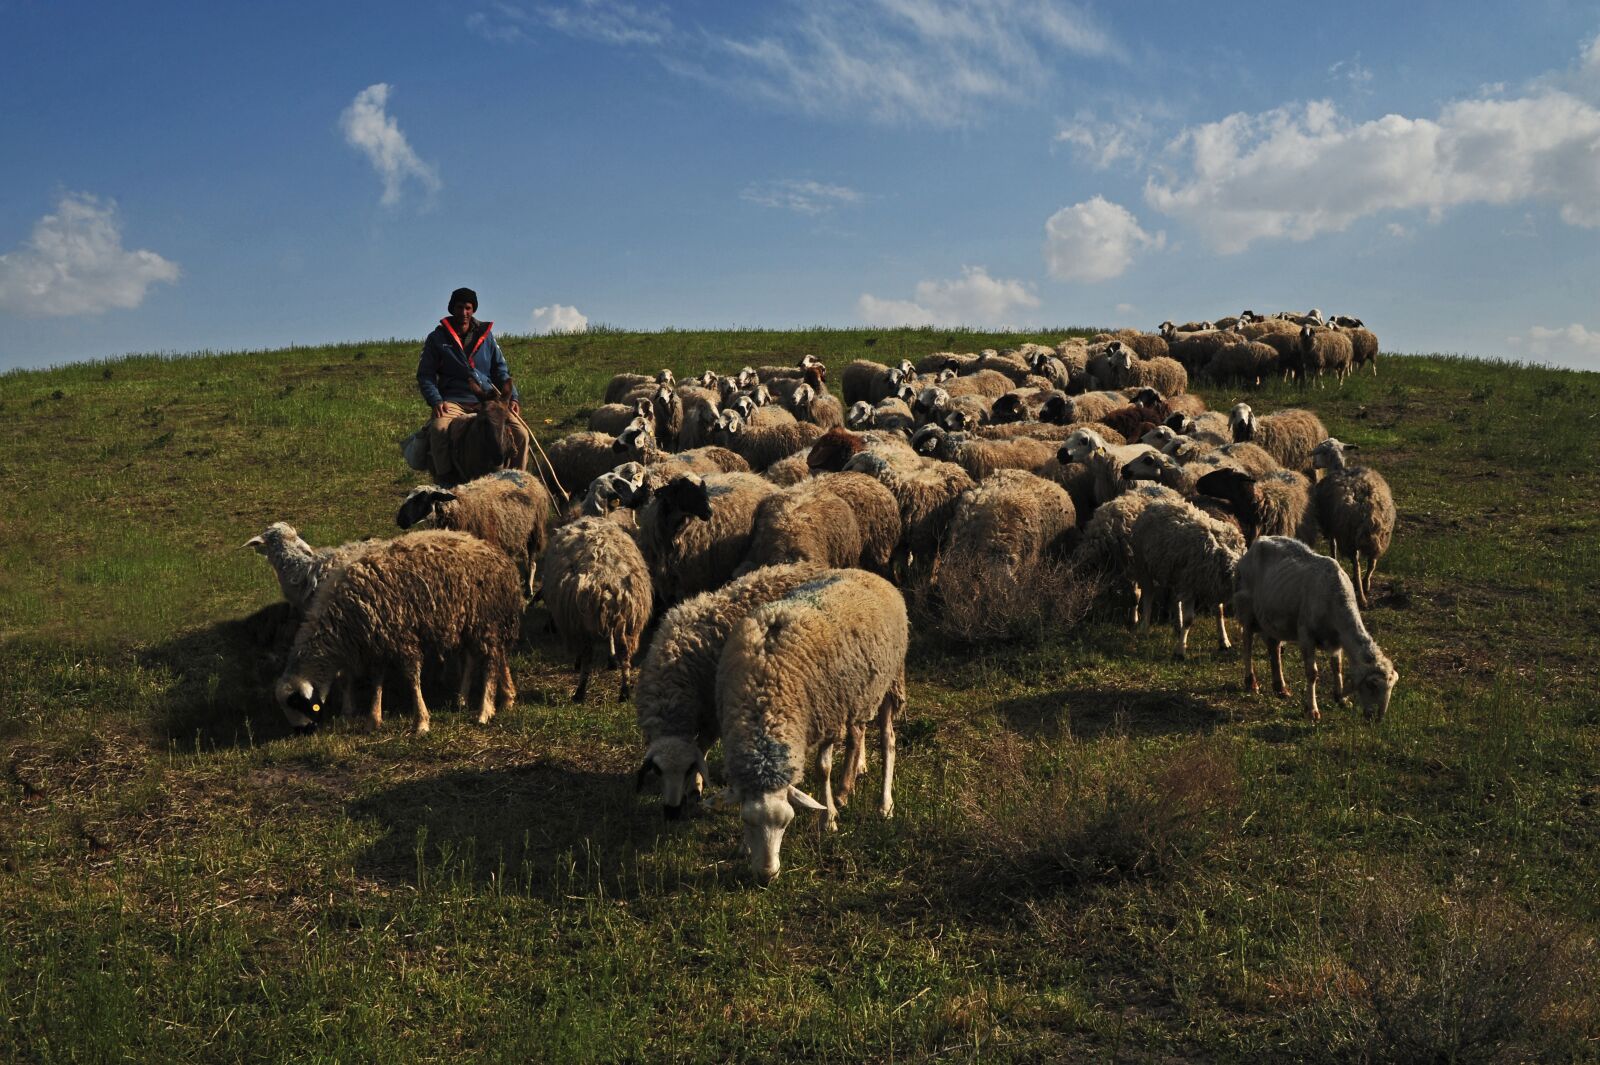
[1121,451,1170,482]
[747,384,773,407]
[637,737,711,820]
[808,428,866,471]
[912,387,949,420]
[1131,386,1164,410]
[654,475,713,537]
[613,419,656,455]
[275,673,328,735]
[941,409,976,433]
[845,401,875,430]
[1039,394,1073,425]
[1062,428,1106,464]
[244,521,300,553]
[801,363,826,388]
[721,783,826,883]
[1343,652,1398,723]
[1158,320,1176,338]
[992,393,1027,423]
[736,366,759,389]
[791,382,816,410]
[1166,412,1196,434]
[1229,403,1255,442]
[909,424,946,456]
[655,368,677,386]
[1109,343,1135,372]
[896,359,916,377]
[893,382,916,404]
[1311,437,1353,470]
[729,395,758,421]
[1194,467,1256,505]
[634,397,658,422]
[396,488,455,529]
[842,450,888,476]
[1141,425,1178,449]
[936,368,958,383]
[714,409,745,437]
[696,369,719,389]
[885,367,906,388]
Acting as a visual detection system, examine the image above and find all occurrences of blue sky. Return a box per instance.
[3,0,1600,371]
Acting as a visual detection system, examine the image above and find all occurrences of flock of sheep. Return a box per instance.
[246,312,1399,882]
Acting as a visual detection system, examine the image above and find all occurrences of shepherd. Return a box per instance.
[416,287,533,484]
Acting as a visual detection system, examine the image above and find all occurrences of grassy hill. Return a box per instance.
[2,330,1598,1062]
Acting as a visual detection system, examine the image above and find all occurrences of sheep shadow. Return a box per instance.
[348,760,713,896]
[142,603,468,750]
[997,687,1224,740]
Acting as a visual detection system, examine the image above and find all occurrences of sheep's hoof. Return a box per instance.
[1245,679,1259,694]
[1276,684,1291,698]
[825,817,839,834]
[880,800,895,819]
[476,709,495,725]
[415,722,431,736]
[571,689,588,704]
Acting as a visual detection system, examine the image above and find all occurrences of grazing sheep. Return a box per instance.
[842,359,912,405]
[588,398,655,437]
[710,410,826,471]
[634,472,780,606]
[1309,438,1396,608]
[841,449,973,574]
[717,569,908,882]
[1194,467,1316,544]
[1129,500,1245,659]
[276,531,522,735]
[634,561,831,817]
[945,469,1076,575]
[395,469,553,596]
[910,424,1058,481]
[1229,404,1328,473]
[542,517,654,702]
[1341,325,1379,374]
[1234,536,1398,722]
[245,522,378,613]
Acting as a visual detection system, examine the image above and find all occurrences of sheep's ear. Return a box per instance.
[1344,443,1360,451]
[243,535,266,552]
[634,757,661,793]
[787,786,826,812]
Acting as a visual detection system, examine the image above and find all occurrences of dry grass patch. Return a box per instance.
[912,547,1102,645]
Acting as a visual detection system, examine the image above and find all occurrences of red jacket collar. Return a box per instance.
[439,318,494,361]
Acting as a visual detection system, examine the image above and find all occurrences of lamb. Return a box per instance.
[909,424,1058,481]
[275,530,522,735]
[1234,536,1399,722]
[717,569,908,882]
[841,449,974,574]
[710,409,826,472]
[244,522,379,613]
[1309,438,1396,608]
[634,561,831,818]
[944,469,1076,576]
[633,472,780,606]
[1229,404,1328,474]
[841,359,912,405]
[1129,500,1245,659]
[394,470,553,597]
[1194,467,1316,544]
[542,516,654,702]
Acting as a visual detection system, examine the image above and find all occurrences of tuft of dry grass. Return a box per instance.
[912,547,1102,645]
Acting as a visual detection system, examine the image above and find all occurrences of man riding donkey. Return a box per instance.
[414,287,536,485]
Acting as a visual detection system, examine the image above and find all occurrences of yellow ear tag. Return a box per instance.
[311,703,321,714]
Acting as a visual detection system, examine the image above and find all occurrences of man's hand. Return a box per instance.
[433,402,464,419]
[509,400,521,417]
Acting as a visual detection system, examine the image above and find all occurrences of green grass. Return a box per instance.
[2,330,1599,1062]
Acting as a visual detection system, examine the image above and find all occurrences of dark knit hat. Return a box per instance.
[448,287,479,315]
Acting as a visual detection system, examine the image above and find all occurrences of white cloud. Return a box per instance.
[0,193,179,316]
[531,304,589,333]
[1115,302,1136,314]
[339,84,442,207]
[1329,55,1373,92]
[741,179,862,214]
[1145,83,1600,253]
[1055,113,1150,168]
[466,6,531,43]
[857,266,1039,327]
[1044,196,1164,282]
[529,0,671,45]
[1384,222,1410,238]
[1507,323,1600,364]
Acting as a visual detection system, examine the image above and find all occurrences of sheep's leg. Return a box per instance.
[817,742,839,833]
[572,645,592,703]
[1301,645,1321,723]
[494,656,516,719]
[617,641,634,702]
[1137,581,1153,634]
[456,651,477,711]
[1130,579,1142,627]
[606,633,618,670]
[1353,549,1369,607]
[474,649,498,725]
[1330,649,1346,705]
[1364,555,1380,602]
[836,724,866,808]
[1269,639,1290,697]
[1215,604,1232,651]
[1172,594,1190,660]
[1242,624,1259,692]
[366,673,385,731]
[408,660,431,735]
[879,674,902,820]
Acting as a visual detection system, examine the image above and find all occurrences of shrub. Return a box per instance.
[912,547,1102,646]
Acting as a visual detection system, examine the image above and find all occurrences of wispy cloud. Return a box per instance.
[466,4,533,43]
[530,0,1119,127]
[858,266,1039,327]
[1329,55,1373,93]
[1055,112,1153,169]
[1507,322,1600,366]
[0,192,179,316]
[1044,196,1163,282]
[741,179,862,215]
[339,84,441,207]
[531,303,589,333]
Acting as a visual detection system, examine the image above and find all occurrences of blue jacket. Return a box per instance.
[417,318,518,407]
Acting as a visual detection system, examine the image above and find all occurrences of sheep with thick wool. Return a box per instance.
[604,368,676,405]
[717,569,908,882]
[1070,483,1185,623]
[1309,438,1396,608]
[1129,500,1246,658]
[1194,467,1316,544]
[910,424,1058,481]
[1229,404,1328,474]
[945,469,1076,576]
[1059,427,1159,505]
[275,530,522,735]
[1234,536,1398,722]
[1108,345,1188,396]
[633,472,779,607]
[842,358,913,405]
[842,449,974,574]
[395,469,552,596]
[245,522,379,614]
[542,516,654,702]
[710,409,826,472]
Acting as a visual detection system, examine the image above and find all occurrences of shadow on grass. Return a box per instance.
[349,761,719,897]
[997,687,1224,740]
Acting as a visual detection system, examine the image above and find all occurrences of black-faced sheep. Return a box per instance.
[395,469,552,596]
[542,516,654,702]
[275,530,522,735]
[634,561,831,818]
[1309,438,1396,608]
[633,472,779,606]
[1234,536,1398,722]
[1194,467,1316,544]
[717,569,908,882]
[588,398,655,437]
